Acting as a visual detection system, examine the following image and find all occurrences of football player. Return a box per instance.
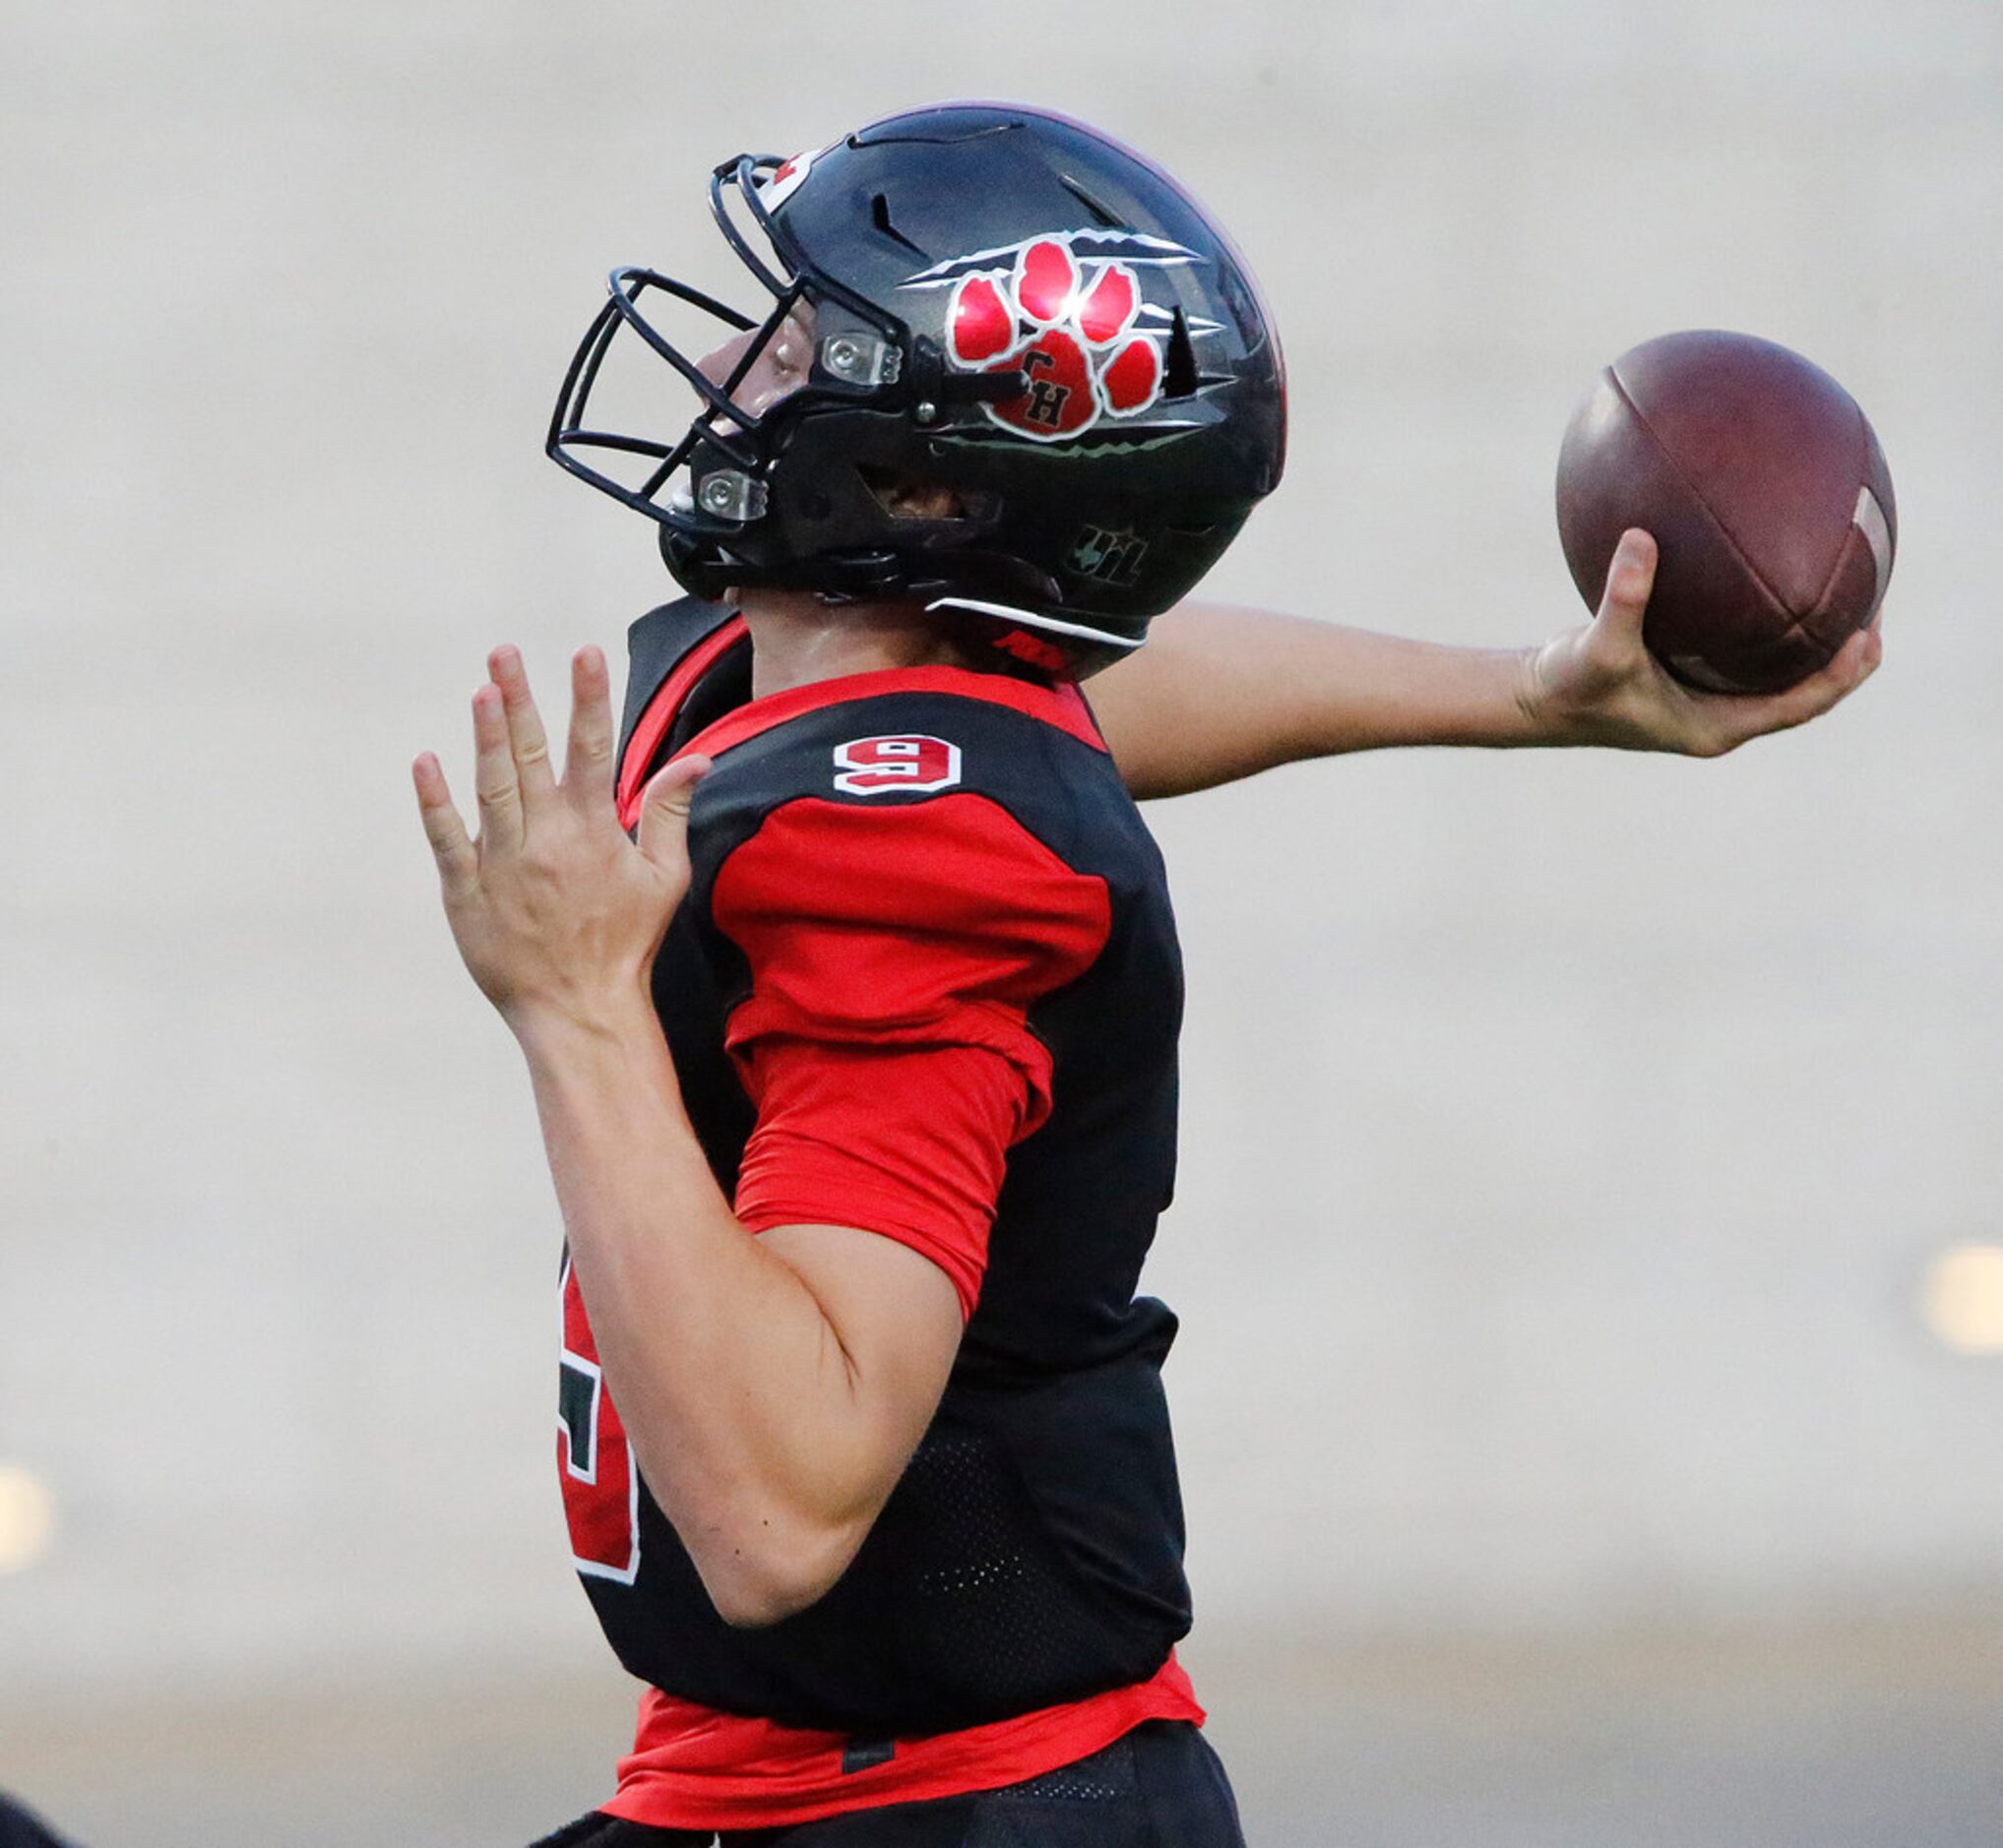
[414,103,1877,1847]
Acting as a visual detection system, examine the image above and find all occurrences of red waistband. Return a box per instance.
[601,1652,1203,1831]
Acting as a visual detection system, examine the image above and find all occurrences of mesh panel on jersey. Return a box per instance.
[998,1732,1137,1804]
[1008,1770,1128,1801]
[893,1429,1133,1712]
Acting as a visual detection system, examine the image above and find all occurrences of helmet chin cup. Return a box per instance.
[550,103,1286,670]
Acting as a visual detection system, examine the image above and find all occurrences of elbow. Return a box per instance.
[710,1577,818,1632]
[694,1516,868,1630]
[706,1559,823,1631]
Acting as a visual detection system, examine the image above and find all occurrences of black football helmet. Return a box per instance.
[548,100,1286,675]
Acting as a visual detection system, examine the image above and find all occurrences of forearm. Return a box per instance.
[1090,602,1548,798]
[1089,541,1877,798]
[519,1000,888,1621]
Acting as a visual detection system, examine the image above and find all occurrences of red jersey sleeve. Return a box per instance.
[711,794,1112,1317]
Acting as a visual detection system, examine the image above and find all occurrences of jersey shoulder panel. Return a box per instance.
[709,784,1114,1055]
[683,677,1166,1057]
[690,676,1130,879]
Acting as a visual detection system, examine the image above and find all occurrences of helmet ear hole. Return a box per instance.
[858,466,993,524]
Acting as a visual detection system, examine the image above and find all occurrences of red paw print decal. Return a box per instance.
[944,235,1167,442]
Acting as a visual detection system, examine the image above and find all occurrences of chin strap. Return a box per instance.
[906,336,1030,415]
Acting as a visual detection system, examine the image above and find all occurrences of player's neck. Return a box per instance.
[735,589,978,701]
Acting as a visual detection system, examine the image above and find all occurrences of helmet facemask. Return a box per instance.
[548,153,1019,603]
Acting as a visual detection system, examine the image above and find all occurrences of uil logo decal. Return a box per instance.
[902,230,1203,445]
[1068,525,1150,585]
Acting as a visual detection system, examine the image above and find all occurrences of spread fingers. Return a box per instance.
[412,752,477,900]
[489,646,558,810]
[471,682,524,855]
[565,645,618,818]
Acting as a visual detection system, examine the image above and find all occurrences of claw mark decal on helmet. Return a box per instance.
[908,230,1196,444]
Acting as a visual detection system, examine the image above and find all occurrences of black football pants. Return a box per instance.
[528,1720,1247,1847]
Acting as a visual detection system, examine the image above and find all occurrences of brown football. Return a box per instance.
[1555,330,1896,693]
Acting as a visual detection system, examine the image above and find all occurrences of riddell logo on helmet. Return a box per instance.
[990,628,1072,672]
[903,231,1200,445]
[756,147,824,212]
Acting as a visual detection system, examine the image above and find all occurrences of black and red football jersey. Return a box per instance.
[558,597,1192,1742]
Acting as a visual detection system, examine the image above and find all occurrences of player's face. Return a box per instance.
[697,301,815,432]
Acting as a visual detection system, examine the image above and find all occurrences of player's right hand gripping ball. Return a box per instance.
[1555,330,1896,693]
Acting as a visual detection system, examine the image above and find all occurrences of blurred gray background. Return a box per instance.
[3,1,1999,1843]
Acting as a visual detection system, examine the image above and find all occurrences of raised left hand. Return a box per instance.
[412,645,708,1034]
[1521,528,1884,756]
